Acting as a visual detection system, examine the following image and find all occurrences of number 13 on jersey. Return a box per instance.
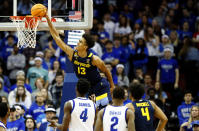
[78,67,86,75]
[141,107,150,121]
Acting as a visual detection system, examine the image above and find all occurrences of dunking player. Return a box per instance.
[95,87,135,131]
[127,83,168,131]
[0,102,10,131]
[49,78,96,131]
[45,14,114,108]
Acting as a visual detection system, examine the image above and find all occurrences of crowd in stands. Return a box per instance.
[0,0,199,130]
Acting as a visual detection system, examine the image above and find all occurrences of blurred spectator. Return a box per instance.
[42,49,55,70]
[123,85,132,105]
[169,30,181,55]
[97,20,110,44]
[191,120,199,131]
[161,34,174,53]
[117,35,131,74]
[7,45,26,84]
[134,68,144,84]
[91,33,103,58]
[25,116,38,131]
[133,23,144,41]
[114,15,132,37]
[1,96,8,103]
[40,88,52,102]
[177,90,195,126]
[7,106,25,130]
[107,4,119,22]
[48,60,65,85]
[0,65,11,90]
[103,12,115,41]
[143,74,153,92]
[180,21,193,40]
[17,0,33,15]
[36,100,54,128]
[154,82,167,105]
[105,62,118,86]
[49,71,64,108]
[130,38,148,73]
[39,107,56,131]
[144,26,161,74]
[180,105,199,131]
[156,47,180,113]
[14,104,25,122]
[102,40,119,66]
[178,37,199,95]
[26,57,49,91]
[116,64,129,87]
[28,92,45,121]
[9,71,32,93]
[1,35,15,61]
[0,102,9,130]
[136,14,152,29]
[32,78,45,101]
[0,79,8,98]
[8,85,32,109]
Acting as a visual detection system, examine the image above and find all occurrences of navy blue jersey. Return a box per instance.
[132,99,155,131]
[72,50,102,86]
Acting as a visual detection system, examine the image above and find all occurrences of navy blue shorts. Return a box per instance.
[88,78,112,107]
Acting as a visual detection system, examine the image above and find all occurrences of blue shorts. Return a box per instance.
[88,78,112,107]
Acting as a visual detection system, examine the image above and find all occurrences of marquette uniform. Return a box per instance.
[132,99,155,131]
[68,97,96,131]
[72,50,111,107]
[103,105,128,131]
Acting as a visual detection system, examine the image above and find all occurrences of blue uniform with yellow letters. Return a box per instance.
[132,99,155,131]
[72,50,111,108]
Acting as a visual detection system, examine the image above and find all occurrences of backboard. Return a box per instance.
[0,0,93,31]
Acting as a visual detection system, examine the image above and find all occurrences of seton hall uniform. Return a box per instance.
[103,105,128,131]
[0,121,6,130]
[132,99,155,131]
[68,97,96,131]
[72,50,111,107]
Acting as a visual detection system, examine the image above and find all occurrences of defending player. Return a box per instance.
[127,83,168,131]
[49,78,96,131]
[45,14,114,108]
[0,102,10,131]
[95,87,135,131]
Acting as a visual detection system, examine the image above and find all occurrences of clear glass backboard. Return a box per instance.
[0,0,93,31]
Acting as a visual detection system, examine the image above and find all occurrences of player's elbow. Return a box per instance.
[161,116,168,123]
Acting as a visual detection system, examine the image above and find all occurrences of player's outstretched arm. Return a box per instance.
[126,109,136,131]
[151,101,168,131]
[92,55,115,90]
[45,15,74,61]
[49,102,72,131]
[94,109,104,131]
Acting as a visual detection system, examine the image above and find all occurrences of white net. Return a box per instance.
[10,16,41,48]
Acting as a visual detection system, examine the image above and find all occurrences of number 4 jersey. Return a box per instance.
[68,97,96,131]
[132,99,155,131]
[103,105,128,131]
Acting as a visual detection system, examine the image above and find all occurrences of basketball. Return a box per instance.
[31,4,47,17]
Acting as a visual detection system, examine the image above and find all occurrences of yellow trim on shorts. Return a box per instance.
[96,93,108,101]
[88,53,93,57]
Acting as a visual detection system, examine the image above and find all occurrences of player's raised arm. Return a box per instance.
[45,14,74,61]
[150,101,168,131]
[94,109,104,131]
[92,55,115,90]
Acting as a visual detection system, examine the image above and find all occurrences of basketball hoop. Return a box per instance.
[10,16,41,48]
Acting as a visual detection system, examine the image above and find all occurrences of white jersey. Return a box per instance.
[68,97,96,131]
[0,121,6,129]
[103,105,128,131]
